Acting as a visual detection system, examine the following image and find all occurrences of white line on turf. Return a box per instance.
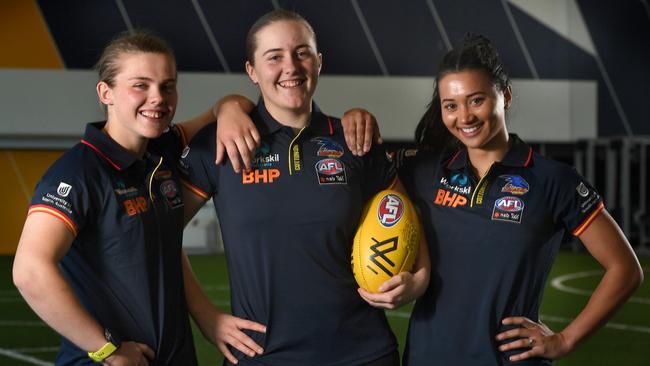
[540,314,650,334]
[551,268,650,304]
[0,348,53,366]
[383,311,650,334]
[10,347,58,353]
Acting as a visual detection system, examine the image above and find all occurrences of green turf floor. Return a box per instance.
[1,251,648,365]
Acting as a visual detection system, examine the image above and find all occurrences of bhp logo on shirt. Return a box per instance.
[242,169,280,184]
[124,196,148,216]
[434,189,467,208]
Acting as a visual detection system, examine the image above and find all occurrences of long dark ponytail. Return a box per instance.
[415,33,510,152]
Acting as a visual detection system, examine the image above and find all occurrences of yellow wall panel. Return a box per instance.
[0,150,64,254]
[0,0,63,69]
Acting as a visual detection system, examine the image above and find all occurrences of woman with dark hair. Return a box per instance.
[350,34,642,365]
[215,33,642,365]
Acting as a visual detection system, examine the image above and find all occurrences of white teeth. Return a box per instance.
[278,80,303,87]
[141,111,163,118]
[461,125,479,133]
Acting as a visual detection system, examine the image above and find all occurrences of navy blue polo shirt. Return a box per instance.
[400,134,603,366]
[180,101,397,365]
[29,122,197,365]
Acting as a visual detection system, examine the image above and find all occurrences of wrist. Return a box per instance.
[557,330,578,353]
[87,329,121,362]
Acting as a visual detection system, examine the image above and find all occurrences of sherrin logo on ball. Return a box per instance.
[352,189,420,293]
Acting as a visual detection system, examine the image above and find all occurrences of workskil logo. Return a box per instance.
[252,142,279,168]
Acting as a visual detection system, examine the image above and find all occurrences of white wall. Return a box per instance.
[0,69,596,147]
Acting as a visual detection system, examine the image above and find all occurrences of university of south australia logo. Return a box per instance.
[57,182,72,197]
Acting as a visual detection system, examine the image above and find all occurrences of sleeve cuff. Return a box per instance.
[28,204,78,237]
[572,201,604,236]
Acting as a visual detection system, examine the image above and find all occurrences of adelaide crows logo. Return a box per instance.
[499,175,529,195]
[366,236,398,276]
[311,137,344,158]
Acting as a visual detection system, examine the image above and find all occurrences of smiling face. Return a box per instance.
[438,69,511,152]
[97,52,177,146]
[245,20,321,123]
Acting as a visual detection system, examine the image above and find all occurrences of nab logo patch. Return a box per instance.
[315,158,347,184]
[57,182,72,197]
[377,194,404,227]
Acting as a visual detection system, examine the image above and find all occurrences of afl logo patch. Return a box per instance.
[315,158,347,184]
[160,180,178,198]
[57,182,72,197]
[316,158,343,175]
[494,196,524,212]
[377,194,404,227]
[492,196,524,223]
[160,180,183,209]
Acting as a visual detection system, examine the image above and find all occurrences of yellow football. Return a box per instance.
[352,189,420,293]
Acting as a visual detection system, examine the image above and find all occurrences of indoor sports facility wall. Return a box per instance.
[1,0,649,254]
[0,151,63,254]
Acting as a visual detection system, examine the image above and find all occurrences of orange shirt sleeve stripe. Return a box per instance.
[181,178,209,200]
[28,204,78,237]
[572,201,605,236]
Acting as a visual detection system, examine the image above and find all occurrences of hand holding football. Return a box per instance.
[352,190,420,293]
